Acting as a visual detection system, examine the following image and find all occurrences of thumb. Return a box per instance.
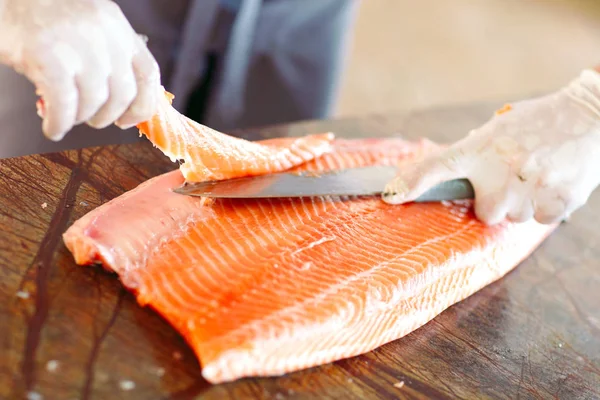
[382,147,469,205]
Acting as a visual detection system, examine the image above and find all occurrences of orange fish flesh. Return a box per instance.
[136,89,335,182]
[63,118,556,383]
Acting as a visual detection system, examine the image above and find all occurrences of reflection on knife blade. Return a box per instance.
[171,166,475,202]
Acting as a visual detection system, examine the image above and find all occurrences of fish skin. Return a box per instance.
[62,137,556,384]
[135,88,335,183]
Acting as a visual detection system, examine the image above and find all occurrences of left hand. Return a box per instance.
[0,0,161,141]
[382,68,600,225]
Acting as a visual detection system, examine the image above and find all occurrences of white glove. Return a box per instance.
[383,68,600,225]
[0,0,161,140]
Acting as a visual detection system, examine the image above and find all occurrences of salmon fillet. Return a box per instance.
[63,135,556,383]
[136,90,335,182]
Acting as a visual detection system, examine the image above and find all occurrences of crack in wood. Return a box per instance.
[19,151,85,393]
[19,148,108,394]
[80,288,125,400]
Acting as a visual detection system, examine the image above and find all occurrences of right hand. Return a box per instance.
[382,69,600,226]
[0,0,161,141]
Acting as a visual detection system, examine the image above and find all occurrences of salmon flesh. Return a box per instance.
[62,89,557,383]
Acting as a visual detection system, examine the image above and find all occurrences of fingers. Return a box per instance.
[74,59,111,124]
[473,191,513,226]
[24,45,81,140]
[73,32,111,124]
[87,68,137,129]
[382,146,468,205]
[115,37,161,129]
[472,172,573,226]
[531,186,565,224]
[467,163,525,225]
[473,176,527,225]
[530,184,590,224]
[85,34,159,130]
[28,6,159,138]
[506,198,534,223]
[83,17,135,129]
[39,78,79,141]
[490,177,589,225]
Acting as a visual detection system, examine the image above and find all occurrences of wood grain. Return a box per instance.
[1,100,599,400]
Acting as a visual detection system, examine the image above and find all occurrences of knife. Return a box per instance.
[172,165,475,202]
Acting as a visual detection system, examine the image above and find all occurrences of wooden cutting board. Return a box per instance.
[1,100,599,400]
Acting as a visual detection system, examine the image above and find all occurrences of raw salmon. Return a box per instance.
[135,89,335,182]
[63,135,556,384]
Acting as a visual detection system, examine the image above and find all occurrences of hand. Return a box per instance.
[382,69,600,225]
[0,0,161,140]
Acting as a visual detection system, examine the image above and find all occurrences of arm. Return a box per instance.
[0,0,160,140]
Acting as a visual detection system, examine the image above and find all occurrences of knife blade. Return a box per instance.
[172,165,475,202]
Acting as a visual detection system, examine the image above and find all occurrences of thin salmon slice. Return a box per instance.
[135,89,335,182]
[63,137,556,383]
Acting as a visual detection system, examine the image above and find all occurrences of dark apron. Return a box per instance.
[0,0,360,158]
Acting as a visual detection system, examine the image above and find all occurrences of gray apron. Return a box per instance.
[0,0,360,159]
